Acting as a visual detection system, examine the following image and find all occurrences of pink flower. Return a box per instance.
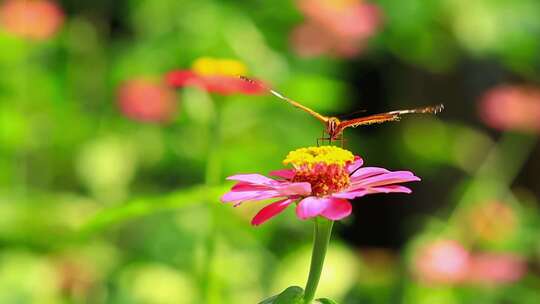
[291,0,382,58]
[412,238,527,286]
[466,253,526,285]
[118,78,177,123]
[0,0,64,41]
[166,57,266,95]
[479,84,540,132]
[413,239,471,284]
[221,146,420,226]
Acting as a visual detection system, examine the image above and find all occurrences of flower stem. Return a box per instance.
[202,99,222,304]
[303,217,334,304]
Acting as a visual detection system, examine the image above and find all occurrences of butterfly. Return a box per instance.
[240,76,444,144]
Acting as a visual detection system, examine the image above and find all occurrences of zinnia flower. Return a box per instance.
[413,239,470,284]
[0,0,64,41]
[466,253,526,285]
[412,238,527,286]
[118,78,177,123]
[221,146,420,225]
[291,0,382,58]
[166,57,266,95]
[479,84,540,132]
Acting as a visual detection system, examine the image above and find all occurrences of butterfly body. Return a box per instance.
[326,117,341,140]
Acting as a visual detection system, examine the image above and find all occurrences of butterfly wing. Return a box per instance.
[240,76,329,123]
[387,104,444,115]
[336,104,444,134]
[336,114,400,134]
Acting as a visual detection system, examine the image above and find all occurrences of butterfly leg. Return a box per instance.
[317,129,327,146]
[317,137,330,146]
[338,133,345,148]
[341,135,347,148]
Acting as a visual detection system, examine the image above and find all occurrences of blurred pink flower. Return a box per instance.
[413,239,527,286]
[414,239,470,284]
[221,146,420,226]
[479,84,540,132]
[0,0,64,40]
[166,57,266,95]
[118,78,177,123]
[291,0,382,58]
[466,253,526,285]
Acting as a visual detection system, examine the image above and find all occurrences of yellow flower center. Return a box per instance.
[191,57,248,77]
[284,146,354,197]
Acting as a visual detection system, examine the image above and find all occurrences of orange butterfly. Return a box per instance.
[241,76,444,143]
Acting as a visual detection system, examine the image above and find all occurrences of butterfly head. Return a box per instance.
[326,117,341,139]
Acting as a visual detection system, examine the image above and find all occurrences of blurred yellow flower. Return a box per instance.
[191,57,248,76]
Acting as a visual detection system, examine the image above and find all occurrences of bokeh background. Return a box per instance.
[1,0,539,303]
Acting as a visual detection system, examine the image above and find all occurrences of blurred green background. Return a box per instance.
[1,0,539,303]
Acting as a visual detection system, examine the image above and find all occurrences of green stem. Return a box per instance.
[202,99,222,304]
[303,218,334,304]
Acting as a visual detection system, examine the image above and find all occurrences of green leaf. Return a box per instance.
[258,295,278,304]
[258,286,304,304]
[275,286,304,304]
[315,298,338,304]
[77,185,226,238]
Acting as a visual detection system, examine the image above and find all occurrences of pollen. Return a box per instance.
[283,146,354,168]
[284,146,354,197]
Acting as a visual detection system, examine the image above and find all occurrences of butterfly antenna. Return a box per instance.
[338,109,367,120]
[239,76,329,123]
[239,76,289,101]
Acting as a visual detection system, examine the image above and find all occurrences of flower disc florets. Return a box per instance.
[284,146,354,197]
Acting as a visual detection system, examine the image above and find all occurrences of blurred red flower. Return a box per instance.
[413,239,470,284]
[0,0,64,40]
[291,0,382,58]
[479,84,540,132]
[118,78,177,123]
[166,57,266,95]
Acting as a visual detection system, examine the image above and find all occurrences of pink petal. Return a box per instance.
[296,196,332,220]
[347,156,364,173]
[332,190,368,199]
[320,198,352,220]
[231,182,270,192]
[334,185,413,199]
[346,182,414,193]
[221,189,279,204]
[251,199,295,226]
[226,174,278,185]
[350,167,389,179]
[355,171,420,187]
[276,182,311,196]
[369,185,413,194]
[269,169,295,180]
